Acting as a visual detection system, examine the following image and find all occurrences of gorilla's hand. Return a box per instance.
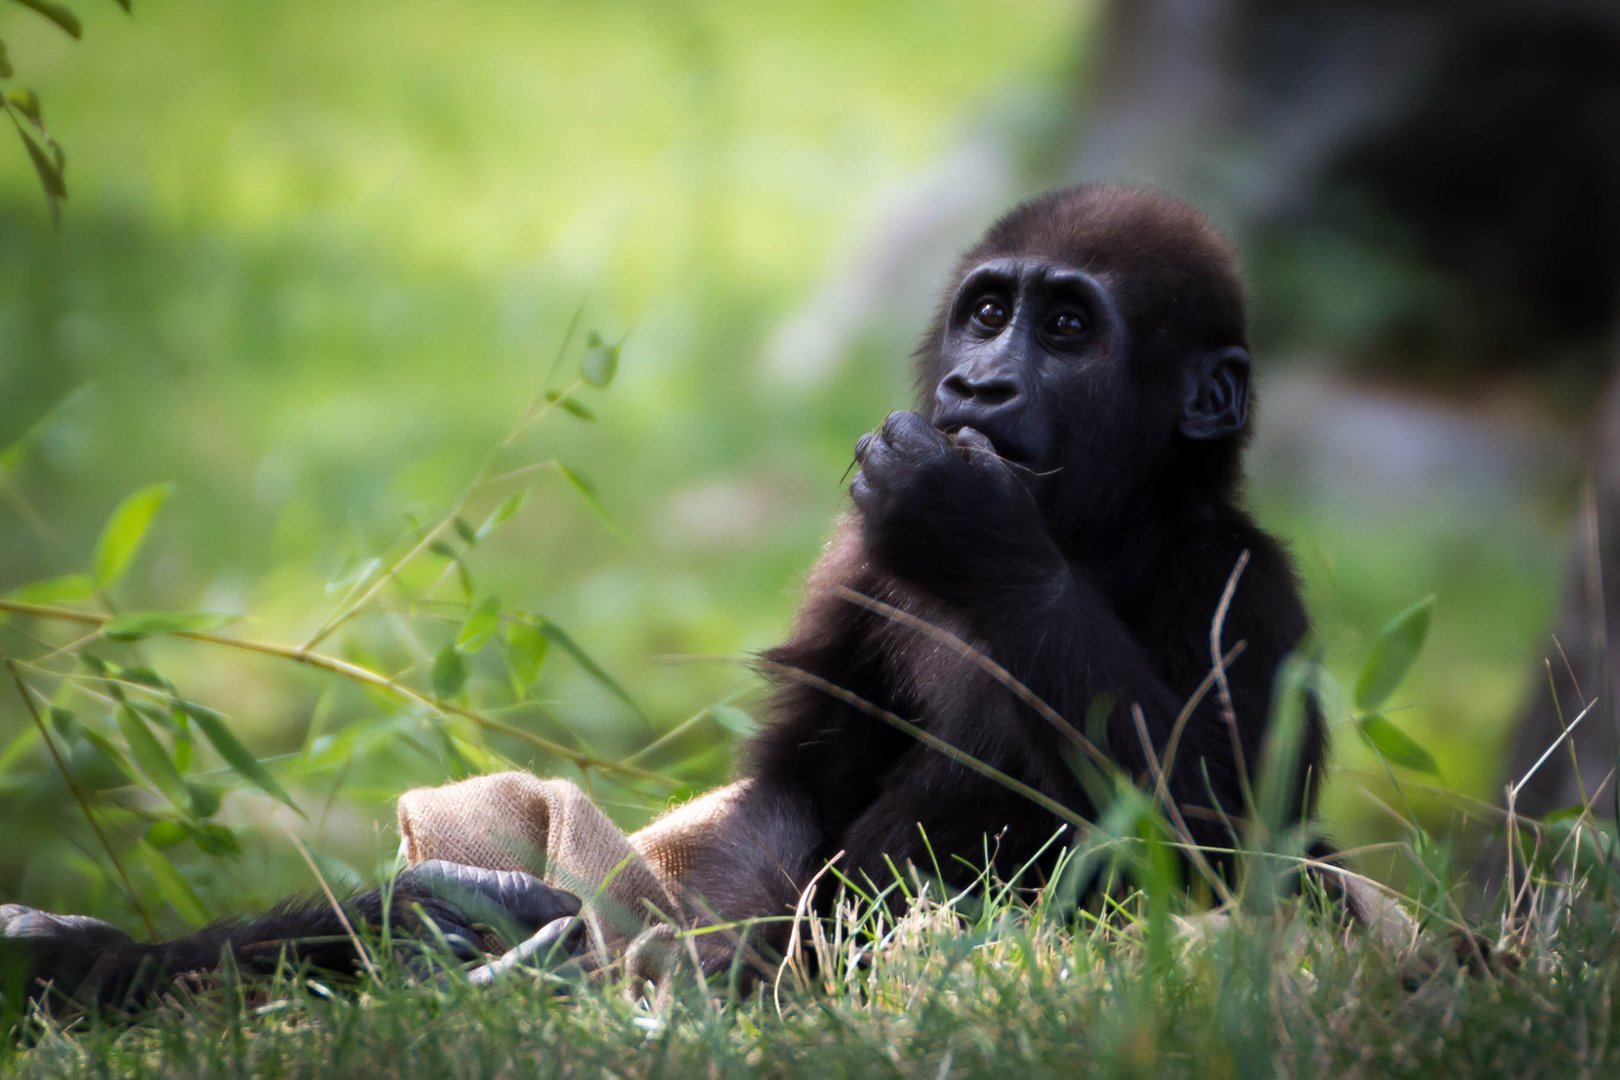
[1,903,151,1005]
[394,860,583,962]
[851,411,1060,596]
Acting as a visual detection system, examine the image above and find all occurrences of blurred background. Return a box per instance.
[0,0,1616,928]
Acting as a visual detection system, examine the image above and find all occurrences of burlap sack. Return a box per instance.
[396,772,749,950]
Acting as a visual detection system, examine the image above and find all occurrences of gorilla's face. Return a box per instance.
[929,257,1178,532]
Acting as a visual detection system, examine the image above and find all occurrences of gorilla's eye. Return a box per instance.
[971,299,1008,331]
[1049,311,1088,338]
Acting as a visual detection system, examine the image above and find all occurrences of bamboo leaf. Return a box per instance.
[15,123,65,221]
[544,390,596,421]
[476,492,528,540]
[179,700,300,813]
[104,610,233,641]
[11,0,82,39]
[1356,713,1440,776]
[190,822,239,856]
[1353,597,1434,711]
[92,483,172,585]
[49,706,78,741]
[580,330,619,388]
[432,645,467,698]
[504,621,548,689]
[184,782,219,818]
[6,87,41,125]
[146,820,188,849]
[6,573,95,603]
[455,595,501,654]
[136,841,208,925]
[554,463,614,525]
[537,617,647,722]
[116,704,190,813]
[710,705,759,737]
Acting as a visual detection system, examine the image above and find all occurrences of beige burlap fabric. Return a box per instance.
[396,772,748,951]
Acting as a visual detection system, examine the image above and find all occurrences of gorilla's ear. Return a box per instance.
[1180,346,1250,440]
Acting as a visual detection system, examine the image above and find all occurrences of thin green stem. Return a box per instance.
[0,599,673,786]
[3,654,157,937]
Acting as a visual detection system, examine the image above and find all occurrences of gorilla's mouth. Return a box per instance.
[939,421,1029,469]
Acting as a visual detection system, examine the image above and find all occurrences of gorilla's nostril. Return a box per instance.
[975,382,1017,407]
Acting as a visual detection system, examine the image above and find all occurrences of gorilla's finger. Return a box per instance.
[466,916,586,986]
[412,909,488,963]
[883,410,937,446]
[951,426,998,458]
[854,432,875,462]
[849,471,873,509]
[2,904,133,948]
[400,861,581,931]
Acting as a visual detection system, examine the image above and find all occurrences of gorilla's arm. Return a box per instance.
[849,411,1309,841]
[3,861,580,1009]
[662,779,821,980]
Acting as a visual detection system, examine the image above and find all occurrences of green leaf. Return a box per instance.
[0,386,83,475]
[190,822,240,856]
[146,820,188,849]
[6,573,95,602]
[185,782,220,818]
[68,730,131,789]
[49,706,78,741]
[428,539,475,594]
[544,390,596,421]
[179,700,299,813]
[580,330,619,388]
[453,516,479,546]
[555,463,614,525]
[127,699,174,731]
[476,492,528,540]
[709,705,759,738]
[1356,713,1440,776]
[136,841,208,926]
[6,88,41,125]
[16,124,65,216]
[120,666,173,693]
[0,40,12,80]
[104,610,233,641]
[116,704,190,813]
[432,645,467,698]
[1353,596,1434,711]
[455,595,501,654]
[536,617,647,723]
[504,621,548,689]
[12,0,82,39]
[92,483,172,586]
[326,555,380,593]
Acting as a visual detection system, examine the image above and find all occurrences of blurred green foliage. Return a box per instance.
[0,0,1569,926]
[0,0,1084,927]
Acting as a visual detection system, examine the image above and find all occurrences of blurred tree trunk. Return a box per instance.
[1073,2,1620,821]
[1505,354,1620,813]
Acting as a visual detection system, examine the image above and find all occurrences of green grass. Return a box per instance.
[9,838,1620,1079]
